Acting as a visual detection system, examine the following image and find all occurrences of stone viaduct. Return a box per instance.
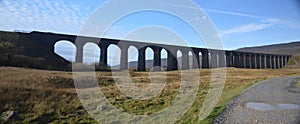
[27,31,292,71]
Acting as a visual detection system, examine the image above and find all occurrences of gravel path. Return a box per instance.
[214,76,300,124]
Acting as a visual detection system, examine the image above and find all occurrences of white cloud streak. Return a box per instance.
[204,9,264,19]
[159,2,265,19]
[220,18,300,37]
[220,23,273,36]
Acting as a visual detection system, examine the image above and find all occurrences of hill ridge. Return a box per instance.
[237,41,300,55]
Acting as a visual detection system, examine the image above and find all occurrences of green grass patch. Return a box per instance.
[190,78,264,124]
[296,80,300,89]
[287,56,300,66]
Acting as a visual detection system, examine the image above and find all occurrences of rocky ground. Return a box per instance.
[214,76,300,124]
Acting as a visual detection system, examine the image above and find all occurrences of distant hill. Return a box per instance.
[237,41,300,55]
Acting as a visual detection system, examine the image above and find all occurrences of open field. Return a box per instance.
[0,67,299,123]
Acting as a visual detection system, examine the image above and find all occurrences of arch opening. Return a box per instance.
[161,48,168,69]
[107,44,121,69]
[128,46,138,70]
[177,50,182,69]
[208,52,211,68]
[199,52,202,68]
[54,40,76,62]
[145,47,154,69]
[188,51,193,69]
[83,43,100,65]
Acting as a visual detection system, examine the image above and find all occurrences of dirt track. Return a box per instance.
[214,76,300,124]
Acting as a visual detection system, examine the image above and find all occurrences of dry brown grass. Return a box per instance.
[0,67,299,123]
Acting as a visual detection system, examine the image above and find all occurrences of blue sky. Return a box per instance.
[1,0,300,65]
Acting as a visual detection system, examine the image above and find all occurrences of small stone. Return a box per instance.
[1,111,18,121]
[97,105,111,111]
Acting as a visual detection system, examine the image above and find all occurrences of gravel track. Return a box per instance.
[214,76,300,124]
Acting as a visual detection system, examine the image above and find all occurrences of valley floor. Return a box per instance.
[0,67,299,123]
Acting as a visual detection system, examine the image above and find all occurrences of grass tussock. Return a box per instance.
[0,67,299,123]
[296,80,300,89]
[287,56,300,68]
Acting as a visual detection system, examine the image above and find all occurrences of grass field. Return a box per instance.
[296,80,300,89]
[0,67,299,123]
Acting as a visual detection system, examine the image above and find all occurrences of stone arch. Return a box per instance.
[218,51,226,67]
[161,48,168,69]
[276,56,280,69]
[261,54,266,69]
[225,51,232,67]
[188,51,193,69]
[279,56,283,68]
[199,52,202,68]
[245,54,251,68]
[255,54,261,69]
[209,51,218,68]
[216,52,220,68]
[150,46,163,71]
[107,44,121,69]
[83,42,100,65]
[199,50,209,68]
[251,54,257,69]
[145,47,154,69]
[190,50,200,69]
[242,53,247,68]
[54,40,76,62]
[232,52,238,68]
[128,46,138,70]
[270,55,275,69]
[246,54,252,69]
[177,50,182,69]
[208,52,211,67]
[266,55,272,68]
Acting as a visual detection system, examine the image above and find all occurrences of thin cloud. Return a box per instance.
[220,18,300,37]
[158,2,202,10]
[158,2,266,19]
[221,23,272,36]
[204,9,265,19]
